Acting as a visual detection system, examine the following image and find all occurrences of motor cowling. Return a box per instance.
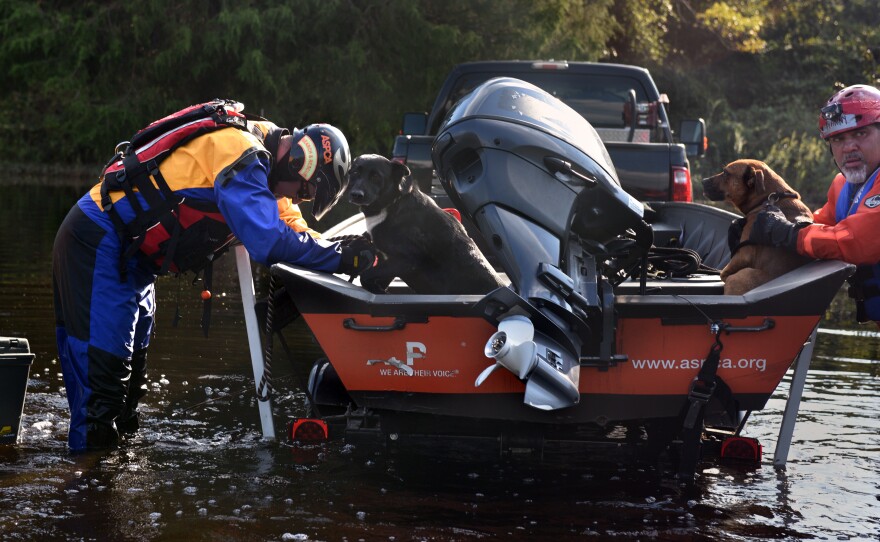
[434,77,647,372]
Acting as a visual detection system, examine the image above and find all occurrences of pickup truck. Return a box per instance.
[392,60,706,203]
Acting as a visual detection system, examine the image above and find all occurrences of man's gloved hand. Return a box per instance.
[748,205,808,251]
[328,232,371,247]
[337,236,377,277]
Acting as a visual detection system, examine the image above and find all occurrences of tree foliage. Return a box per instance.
[0,0,877,205]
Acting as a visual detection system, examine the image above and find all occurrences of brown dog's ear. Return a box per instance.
[743,166,755,187]
[754,168,766,195]
[744,166,766,194]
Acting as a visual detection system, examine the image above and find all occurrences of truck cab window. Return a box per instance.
[443,73,668,144]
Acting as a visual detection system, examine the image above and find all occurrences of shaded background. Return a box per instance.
[1,0,878,226]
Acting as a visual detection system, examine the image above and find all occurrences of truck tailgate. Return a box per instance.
[606,143,678,201]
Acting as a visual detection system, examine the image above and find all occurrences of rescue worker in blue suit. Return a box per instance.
[53,108,375,452]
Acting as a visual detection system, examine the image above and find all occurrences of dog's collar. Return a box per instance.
[742,190,799,215]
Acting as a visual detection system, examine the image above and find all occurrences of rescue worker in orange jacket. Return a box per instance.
[53,104,376,452]
[750,84,880,324]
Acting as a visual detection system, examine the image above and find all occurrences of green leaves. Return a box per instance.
[0,0,875,203]
[696,2,767,53]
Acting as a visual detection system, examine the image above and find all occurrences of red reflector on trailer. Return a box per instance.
[288,418,329,443]
[720,436,762,463]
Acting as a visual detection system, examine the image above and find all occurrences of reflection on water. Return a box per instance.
[0,184,877,541]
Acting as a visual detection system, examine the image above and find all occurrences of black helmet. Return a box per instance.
[286,124,350,219]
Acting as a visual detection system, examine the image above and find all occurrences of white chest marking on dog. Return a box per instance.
[364,210,387,233]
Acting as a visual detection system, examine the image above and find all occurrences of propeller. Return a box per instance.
[475,315,538,386]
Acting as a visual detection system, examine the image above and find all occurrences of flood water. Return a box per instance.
[0,182,877,541]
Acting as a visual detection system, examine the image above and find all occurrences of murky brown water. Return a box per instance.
[0,183,877,541]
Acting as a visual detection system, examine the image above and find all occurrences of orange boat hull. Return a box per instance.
[277,259,850,425]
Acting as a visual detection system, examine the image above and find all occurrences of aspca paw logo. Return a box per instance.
[864,195,880,208]
[366,342,460,379]
[366,342,426,377]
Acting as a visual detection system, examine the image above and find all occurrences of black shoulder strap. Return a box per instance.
[677,328,738,480]
[97,100,250,279]
[727,216,748,256]
[263,125,289,189]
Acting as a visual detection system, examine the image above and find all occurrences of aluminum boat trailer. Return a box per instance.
[234,243,851,475]
[231,78,852,479]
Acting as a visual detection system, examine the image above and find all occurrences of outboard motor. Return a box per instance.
[432,77,652,409]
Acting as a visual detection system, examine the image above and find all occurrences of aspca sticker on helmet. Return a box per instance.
[822,113,858,136]
[321,135,333,165]
[864,195,880,208]
[296,136,318,181]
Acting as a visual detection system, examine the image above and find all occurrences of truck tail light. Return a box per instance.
[531,60,569,70]
[671,166,692,202]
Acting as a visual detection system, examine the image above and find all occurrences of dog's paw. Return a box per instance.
[359,272,391,294]
[362,284,388,294]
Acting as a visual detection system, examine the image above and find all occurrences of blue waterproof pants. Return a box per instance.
[52,199,155,452]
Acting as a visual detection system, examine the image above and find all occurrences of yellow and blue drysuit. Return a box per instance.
[52,121,342,451]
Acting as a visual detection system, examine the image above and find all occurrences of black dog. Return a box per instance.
[346,154,505,295]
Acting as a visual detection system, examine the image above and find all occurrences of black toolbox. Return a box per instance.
[0,337,35,444]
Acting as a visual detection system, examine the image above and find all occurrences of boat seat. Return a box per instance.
[647,202,736,271]
[609,202,734,296]
[600,202,734,296]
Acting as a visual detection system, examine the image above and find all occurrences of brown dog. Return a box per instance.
[701,159,813,295]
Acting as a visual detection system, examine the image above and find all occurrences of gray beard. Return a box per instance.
[843,163,868,185]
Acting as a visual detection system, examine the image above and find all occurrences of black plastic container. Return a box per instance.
[0,337,35,444]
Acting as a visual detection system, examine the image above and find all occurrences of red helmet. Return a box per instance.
[818,84,880,140]
[286,124,351,219]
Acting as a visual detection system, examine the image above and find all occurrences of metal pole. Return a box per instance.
[235,244,276,440]
[773,326,817,467]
